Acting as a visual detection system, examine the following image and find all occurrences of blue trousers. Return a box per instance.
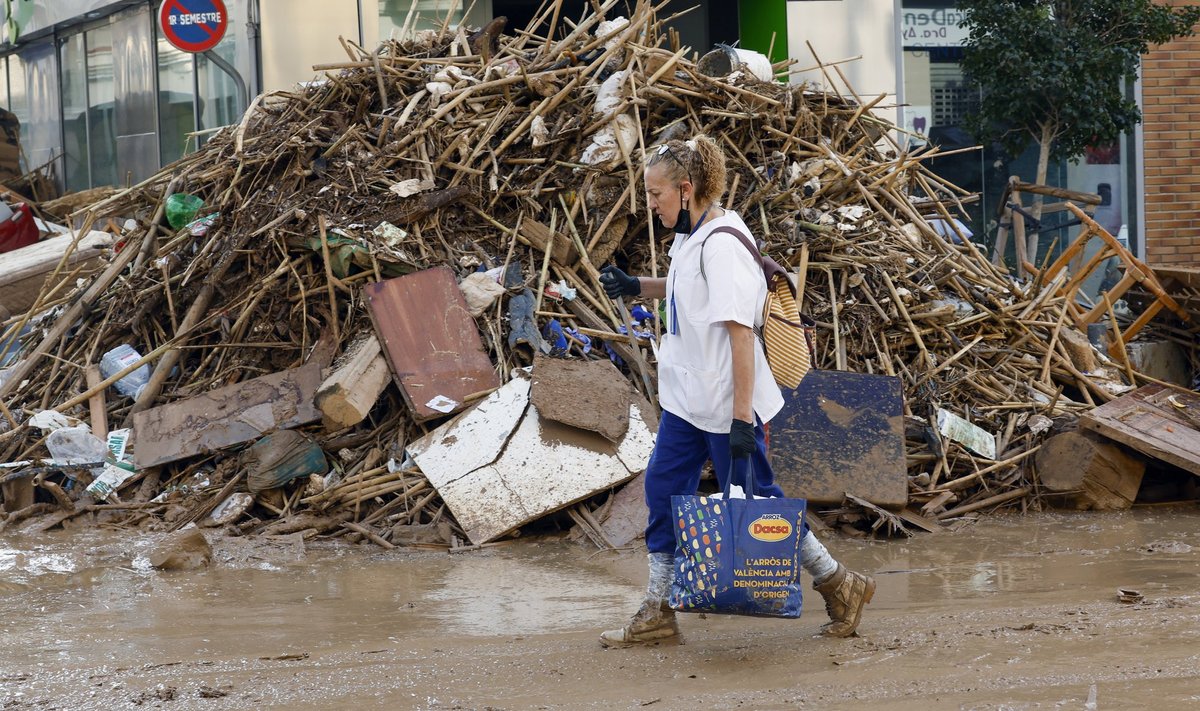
[644,409,810,554]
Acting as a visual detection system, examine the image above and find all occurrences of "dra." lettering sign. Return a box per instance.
[900,8,968,48]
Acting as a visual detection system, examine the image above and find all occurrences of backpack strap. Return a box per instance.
[700,226,795,298]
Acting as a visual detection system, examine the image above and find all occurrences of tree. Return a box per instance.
[959,0,1200,260]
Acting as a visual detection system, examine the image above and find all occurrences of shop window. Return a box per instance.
[9,42,61,183]
[196,46,239,139]
[87,24,118,187]
[900,2,1134,272]
[7,53,26,160]
[61,33,90,192]
[157,32,194,165]
[195,0,250,145]
[0,57,8,112]
[378,0,490,37]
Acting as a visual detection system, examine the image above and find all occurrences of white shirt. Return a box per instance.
[657,211,784,433]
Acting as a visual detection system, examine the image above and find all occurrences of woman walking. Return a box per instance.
[598,135,875,647]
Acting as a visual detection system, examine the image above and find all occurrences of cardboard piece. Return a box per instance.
[937,408,997,460]
[596,471,648,547]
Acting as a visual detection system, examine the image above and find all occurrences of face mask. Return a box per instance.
[674,188,692,234]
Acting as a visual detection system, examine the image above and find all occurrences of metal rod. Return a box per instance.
[202,49,249,116]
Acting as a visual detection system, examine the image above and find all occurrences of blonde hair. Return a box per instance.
[644,135,728,208]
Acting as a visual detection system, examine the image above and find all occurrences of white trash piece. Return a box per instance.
[29,410,73,431]
[204,492,254,526]
[697,45,775,83]
[99,344,150,400]
[46,426,107,467]
[105,428,132,463]
[86,462,136,500]
[580,70,637,166]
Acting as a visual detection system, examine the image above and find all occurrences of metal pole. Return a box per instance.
[201,48,248,116]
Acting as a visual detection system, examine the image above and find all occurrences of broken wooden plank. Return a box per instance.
[84,365,108,440]
[132,361,323,468]
[315,333,391,430]
[364,267,500,421]
[896,507,943,533]
[935,486,1030,520]
[1079,384,1200,477]
[518,218,579,266]
[770,371,907,507]
[1035,430,1146,510]
[1011,181,1102,205]
[0,231,112,316]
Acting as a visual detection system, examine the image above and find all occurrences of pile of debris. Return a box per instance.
[0,3,1190,545]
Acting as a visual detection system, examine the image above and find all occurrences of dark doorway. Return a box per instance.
[492,0,594,37]
[490,1,733,58]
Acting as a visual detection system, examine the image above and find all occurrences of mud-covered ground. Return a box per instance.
[2,508,1198,710]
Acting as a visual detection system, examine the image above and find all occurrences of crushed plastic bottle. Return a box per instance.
[165,193,204,230]
[99,344,150,400]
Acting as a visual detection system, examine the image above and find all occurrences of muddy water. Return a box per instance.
[2,509,1199,710]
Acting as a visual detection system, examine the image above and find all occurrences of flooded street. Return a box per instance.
[2,508,1199,710]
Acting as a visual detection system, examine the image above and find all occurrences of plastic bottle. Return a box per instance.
[99,344,150,400]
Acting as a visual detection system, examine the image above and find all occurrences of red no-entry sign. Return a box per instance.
[158,0,228,54]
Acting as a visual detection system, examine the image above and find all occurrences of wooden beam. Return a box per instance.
[84,365,108,440]
[316,334,391,430]
[1012,181,1102,205]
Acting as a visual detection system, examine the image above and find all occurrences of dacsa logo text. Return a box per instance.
[748,514,792,542]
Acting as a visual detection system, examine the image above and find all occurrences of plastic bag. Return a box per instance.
[165,193,204,230]
[46,426,107,466]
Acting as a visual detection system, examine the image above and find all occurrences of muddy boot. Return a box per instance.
[600,552,679,647]
[599,597,681,647]
[813,563,875,638]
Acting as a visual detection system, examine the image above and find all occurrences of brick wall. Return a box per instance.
[1141,2,1200,265]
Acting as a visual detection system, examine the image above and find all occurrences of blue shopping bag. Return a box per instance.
[668,460,806,618]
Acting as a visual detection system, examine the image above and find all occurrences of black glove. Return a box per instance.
[729,419,757,460]
[599,265,640,299]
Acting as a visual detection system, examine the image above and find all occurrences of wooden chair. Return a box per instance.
[1026,203,1191,355]
[992,175,1102,278]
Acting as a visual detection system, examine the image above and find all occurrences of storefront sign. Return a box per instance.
[901,8,968,48]
[158,0,228,53]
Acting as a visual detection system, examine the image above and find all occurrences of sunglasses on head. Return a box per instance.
[656,143,688,172]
